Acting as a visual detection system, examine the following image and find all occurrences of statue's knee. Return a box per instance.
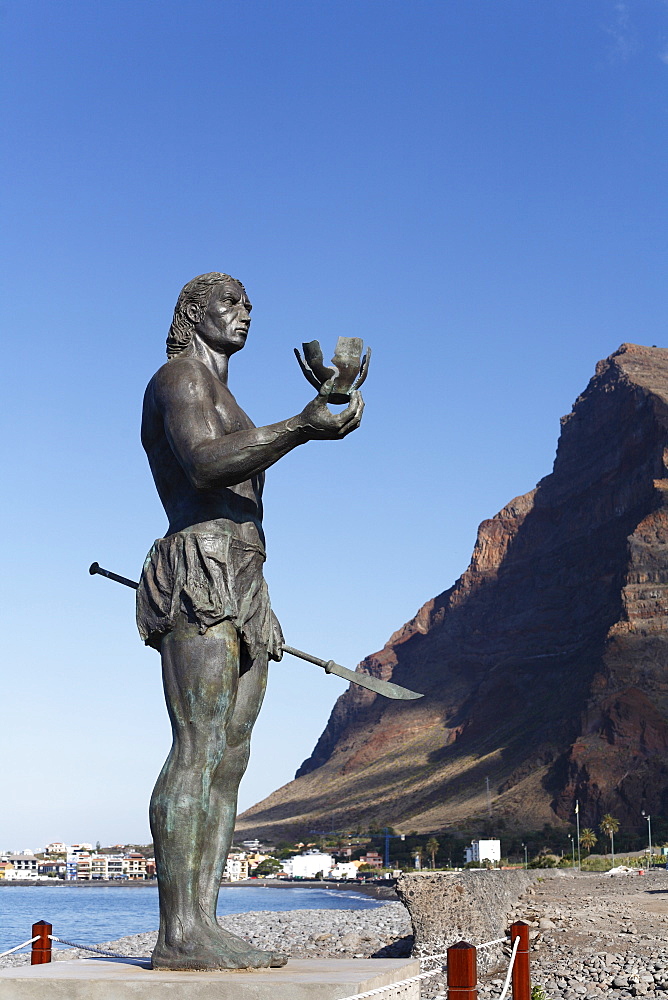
[221,740,251,783]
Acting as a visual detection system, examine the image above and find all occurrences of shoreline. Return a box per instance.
[0,879,396,900]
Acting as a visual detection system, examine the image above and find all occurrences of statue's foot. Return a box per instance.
[152,929,288,971]
[152,947,288,971]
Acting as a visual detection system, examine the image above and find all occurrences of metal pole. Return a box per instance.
[384,828,390,868]
[511,921,530,1000]
[31,921,52,965]
[447,940,477,1000]
[522,843,527,869]
[569,835,574,865]
[575,801,581,871]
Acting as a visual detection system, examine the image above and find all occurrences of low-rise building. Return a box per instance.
[45,842,68,855]
[107,856,126,879]
[464,839,501,865]
[358,851,383,869]
[2,855,40,878]
[124,853,147,880]
[330,861,360,879]
[223,852,249,882]
[38,861,66,878]
[65,845,95,881]
[281,851,334,879]
[75,853,93,879]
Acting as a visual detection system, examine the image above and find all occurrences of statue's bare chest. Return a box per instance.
[205,380,255,436]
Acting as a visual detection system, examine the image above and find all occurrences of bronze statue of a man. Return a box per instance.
[136,273,364,971]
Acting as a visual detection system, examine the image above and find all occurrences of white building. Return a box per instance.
[106,856,126,879]
[89,855,126,879]
[282,851,334,879]
[223,852,249,882]
[124,854,147,880]
[45,842,68,855]
[464,839,501,865]
[1,855,40,878]
[330,861,360,880]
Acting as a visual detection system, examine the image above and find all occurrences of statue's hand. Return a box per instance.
[296,380,364,441]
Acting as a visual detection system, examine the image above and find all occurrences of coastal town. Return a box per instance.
[0,836,506,884]
[0,839,391,884]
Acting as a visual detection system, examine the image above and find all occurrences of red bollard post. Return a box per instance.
[31,921,52,965]
[447,940,477,1000]
[510,921,530,1000]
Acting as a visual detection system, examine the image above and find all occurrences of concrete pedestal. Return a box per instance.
[0,957,420,999]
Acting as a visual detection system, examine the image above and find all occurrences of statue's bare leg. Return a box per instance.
[197,643,269,921]
[150,619,286,970]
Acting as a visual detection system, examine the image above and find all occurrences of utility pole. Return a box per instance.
[485,777,492,820]
[575,800,581,871]
[643,811,652,867]
[521,843,528,869]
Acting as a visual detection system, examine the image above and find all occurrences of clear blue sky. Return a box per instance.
[1,0,667,849]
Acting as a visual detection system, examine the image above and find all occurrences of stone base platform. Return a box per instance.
[0,957,420,999]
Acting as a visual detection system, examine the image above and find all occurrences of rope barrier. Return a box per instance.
[476,936,509,950]
[48,935,149,960]
[333,964,445,1000]
[497,934,520,1000]
[0,936,39,959]
[334,933,515,1000]
[420,935,509,964]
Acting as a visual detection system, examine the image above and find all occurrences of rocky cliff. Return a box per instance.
[237,344,668,838]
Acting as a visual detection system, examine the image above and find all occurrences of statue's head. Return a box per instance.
[167,272,248,358]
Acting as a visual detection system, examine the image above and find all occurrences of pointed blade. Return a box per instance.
[282,645,423,700]
[324,659,424,700]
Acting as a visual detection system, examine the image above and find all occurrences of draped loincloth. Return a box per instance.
[136,525,283,662]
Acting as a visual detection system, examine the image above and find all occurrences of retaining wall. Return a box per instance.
[396,870,552,974]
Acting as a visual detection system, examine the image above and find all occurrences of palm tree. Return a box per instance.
[579,828,597,855]
[426,837,440,869]
[599,814,620,866]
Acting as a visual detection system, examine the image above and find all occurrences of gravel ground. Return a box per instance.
[4,871,668,999]
[425,870,668,1000]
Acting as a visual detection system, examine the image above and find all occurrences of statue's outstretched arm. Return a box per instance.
[153,361,363,490]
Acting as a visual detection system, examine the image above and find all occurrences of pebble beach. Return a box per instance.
[3,871,668,999]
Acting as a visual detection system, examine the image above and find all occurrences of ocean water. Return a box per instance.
[0,885,386,954]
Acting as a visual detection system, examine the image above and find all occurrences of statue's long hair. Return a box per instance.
[166,272,246,358]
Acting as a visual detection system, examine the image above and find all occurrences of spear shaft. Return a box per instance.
[89,562,423,701]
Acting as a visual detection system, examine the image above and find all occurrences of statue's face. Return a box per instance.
[188,280,252,355]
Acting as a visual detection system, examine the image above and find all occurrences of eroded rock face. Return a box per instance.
[238,344,668,839]
[396,871,540,974]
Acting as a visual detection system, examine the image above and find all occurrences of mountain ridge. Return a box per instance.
[237,344,668,838]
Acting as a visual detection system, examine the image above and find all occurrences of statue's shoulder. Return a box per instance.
[148,357,218,406]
